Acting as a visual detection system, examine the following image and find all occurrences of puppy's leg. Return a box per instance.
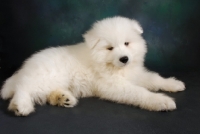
[137,71,185,92]
[1,75,17,100]
[8,90,35,116]
[47,89,78,107]
[96,77,176,111]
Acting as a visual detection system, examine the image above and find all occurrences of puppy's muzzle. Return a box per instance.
[119,56,128,63]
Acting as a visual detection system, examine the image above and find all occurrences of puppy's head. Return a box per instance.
[83,16,147,68]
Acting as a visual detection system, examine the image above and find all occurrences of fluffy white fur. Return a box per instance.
[1,16,185,116]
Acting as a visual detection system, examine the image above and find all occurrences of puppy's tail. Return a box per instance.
[1,75,16,100]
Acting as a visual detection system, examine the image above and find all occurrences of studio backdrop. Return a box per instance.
[1,0,200,82]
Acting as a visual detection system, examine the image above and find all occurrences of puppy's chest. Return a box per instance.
[124,68,142,84]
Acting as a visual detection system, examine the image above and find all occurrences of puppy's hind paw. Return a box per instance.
[8,101,35,116]
[47,89,77,108]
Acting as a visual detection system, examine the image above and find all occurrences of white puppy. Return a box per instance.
[1,16,185,116]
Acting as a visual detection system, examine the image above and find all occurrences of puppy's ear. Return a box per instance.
[83,30,99,49]
[131,20,143,34]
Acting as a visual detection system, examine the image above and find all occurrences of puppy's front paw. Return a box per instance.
[144,93,176,111]
[165,78,185,92]
[47,90,77,108]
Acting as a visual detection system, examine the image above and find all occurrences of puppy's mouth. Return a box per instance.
[118,62,129,67]
[106,62,128,69]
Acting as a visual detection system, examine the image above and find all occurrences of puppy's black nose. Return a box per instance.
[119,56,128,63]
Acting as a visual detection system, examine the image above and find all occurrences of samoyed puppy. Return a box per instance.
[1,16,185,116]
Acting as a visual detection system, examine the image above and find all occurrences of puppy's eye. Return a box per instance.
[107,47,114,51]
[124,42,129,46]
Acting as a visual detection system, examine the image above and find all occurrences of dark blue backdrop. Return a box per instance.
[1,0,200,81]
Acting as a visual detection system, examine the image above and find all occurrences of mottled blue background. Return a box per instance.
[1,0,200,80]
